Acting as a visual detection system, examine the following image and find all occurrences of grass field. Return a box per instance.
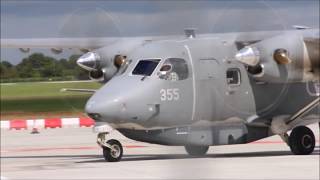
[0,81,102,119]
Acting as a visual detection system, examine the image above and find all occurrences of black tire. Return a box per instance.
[102,139,123,162]
[289,126,315,155]
[185,145,209,156]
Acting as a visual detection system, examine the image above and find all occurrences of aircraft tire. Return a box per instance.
[289,126,315,155]
[102,139,123,162]
[184,145,209,156]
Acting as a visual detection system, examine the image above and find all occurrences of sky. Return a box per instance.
[1,0,319,64]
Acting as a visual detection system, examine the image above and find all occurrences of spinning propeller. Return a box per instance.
[58,7,127,82]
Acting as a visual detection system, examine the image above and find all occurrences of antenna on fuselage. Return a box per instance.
[184,28,197,39]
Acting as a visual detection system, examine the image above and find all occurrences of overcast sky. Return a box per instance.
[1,0,319,64]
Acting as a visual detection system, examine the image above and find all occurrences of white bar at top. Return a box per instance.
[0,121,10,129]
[61,118,80,128]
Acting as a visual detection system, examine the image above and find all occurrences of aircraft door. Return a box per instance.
[223,65,256,118]
[193,59,220,122]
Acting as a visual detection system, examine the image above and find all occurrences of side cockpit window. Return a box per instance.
[227,68,241,85]
[132,59,160,76]
[158,58,189,81]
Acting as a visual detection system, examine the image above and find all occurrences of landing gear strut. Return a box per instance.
[97,132,123,162]
[288,126,315,155]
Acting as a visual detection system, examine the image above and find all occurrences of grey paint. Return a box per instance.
[1,29,319,146]
[83,29,319,146]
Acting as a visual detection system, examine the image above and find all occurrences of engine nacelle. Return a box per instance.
[77,50,119,83]
[88,66,119,83]
[89,70,104,82]
[76,40,141,83]
[236,33,319,83]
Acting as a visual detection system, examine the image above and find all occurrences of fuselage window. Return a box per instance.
[227,68,241,85]
[158,58,189,81]
[132,59,160,76]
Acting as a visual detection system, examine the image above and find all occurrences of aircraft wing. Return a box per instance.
[0,35,178,52]
[304,36,320,43]
[0,37,118,50]
[60,88,96,93]
[303,29,319,48]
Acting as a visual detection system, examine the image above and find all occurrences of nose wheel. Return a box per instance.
[102,139,123,162]
[289,126,315,155]
[97,133,123,162]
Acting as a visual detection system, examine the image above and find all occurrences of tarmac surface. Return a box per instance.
[1,123,319,180]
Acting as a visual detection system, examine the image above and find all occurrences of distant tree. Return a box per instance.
[58,58,70,69]
[68,54,89,80]
[1,53,90,81]
[1,61,13,68]
[17,55,40,78]
[16,53,63,78]
[0,61,18,79]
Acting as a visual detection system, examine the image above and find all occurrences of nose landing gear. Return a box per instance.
[288,126,316,155]
[97,133,123,162]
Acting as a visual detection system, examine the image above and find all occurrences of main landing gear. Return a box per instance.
[288,126,316,155]
[97,133,123,162]
[273,97,319,155]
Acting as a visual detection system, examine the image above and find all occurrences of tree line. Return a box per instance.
[0,53,89,82]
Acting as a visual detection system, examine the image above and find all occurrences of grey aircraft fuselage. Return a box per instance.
[1,25,319,158]
[85,30,320,146]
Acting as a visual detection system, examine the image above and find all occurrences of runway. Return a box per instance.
[1,124,319,180]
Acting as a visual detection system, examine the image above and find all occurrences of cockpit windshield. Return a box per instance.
[158,58,189,81]
[132,59,160,76]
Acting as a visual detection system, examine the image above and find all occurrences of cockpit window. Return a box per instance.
[132,59,160,76]
[158,58,189,81]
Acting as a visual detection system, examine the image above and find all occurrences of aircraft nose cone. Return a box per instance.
[84,78,159,125]
[85,97,107,121]
[85,93,123,122]
[77,52,100,71]
[85,99,102,120]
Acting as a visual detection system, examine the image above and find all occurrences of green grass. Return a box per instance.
[1,96,90,112]
[0,81,102,118]
[1,81,101,99]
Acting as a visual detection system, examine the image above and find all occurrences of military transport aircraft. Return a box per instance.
[1,26,319,162]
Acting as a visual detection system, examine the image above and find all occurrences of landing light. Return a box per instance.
[114,55,126,68]
[273,49,291,64]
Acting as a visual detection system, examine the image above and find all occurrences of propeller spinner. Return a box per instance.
[77,52,101,71]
